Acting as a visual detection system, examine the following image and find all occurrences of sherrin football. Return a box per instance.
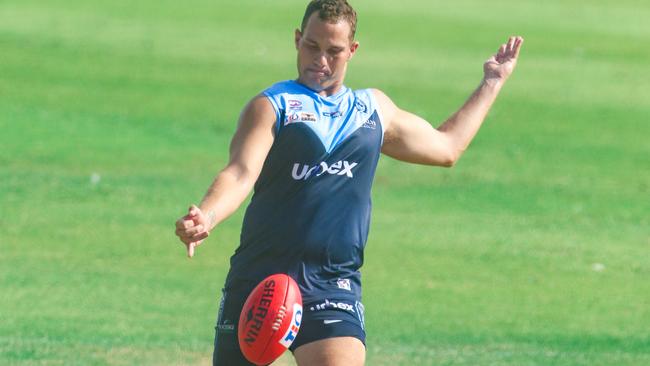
[238,273,303,365]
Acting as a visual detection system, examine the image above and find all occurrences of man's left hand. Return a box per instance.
[483,36,524,84]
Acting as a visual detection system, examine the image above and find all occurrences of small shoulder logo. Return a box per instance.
[288,99,302,110]
[362,110,379,129]
[362,118,376,130]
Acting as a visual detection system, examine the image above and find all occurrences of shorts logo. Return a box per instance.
[291,161,358,180]
[288,100,303,110]
[337,279,351,291]
[310,299,355,313]
[279,303,302,348]
[323,319,342,325]
[216,295,235,333]
[216,319,234,332]
[285,112,316,125]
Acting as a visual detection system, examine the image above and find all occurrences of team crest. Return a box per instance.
[354,99,368,113]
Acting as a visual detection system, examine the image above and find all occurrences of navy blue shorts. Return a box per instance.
[212,289,366,366]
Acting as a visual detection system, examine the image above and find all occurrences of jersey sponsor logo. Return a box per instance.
[285,111,317,125]
[337,278,351,291]
[323,110,342,118]
[291,160,358,180]
[288,99,303,110]
[279,303,302,348]
[309,299,355,313]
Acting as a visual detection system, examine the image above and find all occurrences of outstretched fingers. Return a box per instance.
[506,36,523,56]
[498,43,507,56]
[497,36,524,63]
[484,35,524,81]
[506,36,515,52]
[512,36,524,58]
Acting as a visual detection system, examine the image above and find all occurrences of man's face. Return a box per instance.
[295,13,359,94]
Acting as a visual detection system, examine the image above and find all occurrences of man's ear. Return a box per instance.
[294,29,302,50]
[348,41,360,60]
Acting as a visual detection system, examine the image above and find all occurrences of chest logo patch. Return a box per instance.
[288,100,303,110]
[285,112,317,125]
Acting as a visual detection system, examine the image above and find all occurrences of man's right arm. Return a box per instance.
[175,95,276,257]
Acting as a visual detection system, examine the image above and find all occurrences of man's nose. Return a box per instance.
[314,52,328,67]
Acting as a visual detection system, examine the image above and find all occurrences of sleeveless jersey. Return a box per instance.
[224,80,384,303]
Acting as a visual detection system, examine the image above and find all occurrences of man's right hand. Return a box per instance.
[175,204,210,258]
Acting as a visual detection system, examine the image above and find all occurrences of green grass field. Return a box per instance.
[1,0,649,365]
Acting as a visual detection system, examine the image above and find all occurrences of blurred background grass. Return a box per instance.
[1,0,649,365]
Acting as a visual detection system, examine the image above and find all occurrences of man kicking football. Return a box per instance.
[175,1,523,365]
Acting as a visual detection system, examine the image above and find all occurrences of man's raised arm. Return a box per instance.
[378,36,524,167]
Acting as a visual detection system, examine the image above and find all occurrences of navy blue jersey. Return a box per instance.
[224,80,384,303]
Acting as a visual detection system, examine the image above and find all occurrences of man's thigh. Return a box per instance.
[290,298,367,366]
[293,336,365,366]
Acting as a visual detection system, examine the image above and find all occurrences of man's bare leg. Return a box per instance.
[293,337,365,366]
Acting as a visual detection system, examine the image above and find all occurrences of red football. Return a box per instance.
[238,273,303,365]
